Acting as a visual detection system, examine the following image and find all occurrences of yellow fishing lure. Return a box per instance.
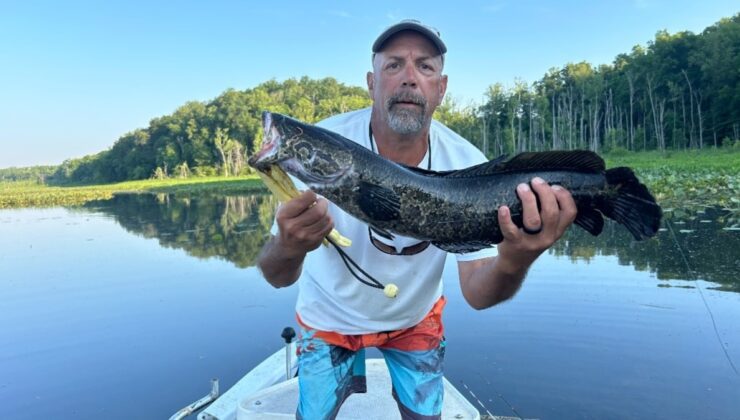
[256,166,352,247]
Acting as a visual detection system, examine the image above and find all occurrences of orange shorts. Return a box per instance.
[296,296,445,352]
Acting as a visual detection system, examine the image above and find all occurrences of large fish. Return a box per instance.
[248,112,662,253]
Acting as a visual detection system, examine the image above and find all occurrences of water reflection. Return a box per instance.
[550,206,739,292]
[86,193,739,292]
[85,193,276,268]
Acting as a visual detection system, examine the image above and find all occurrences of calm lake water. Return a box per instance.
[1,193,739,419]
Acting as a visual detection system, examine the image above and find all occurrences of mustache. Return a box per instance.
[387,92,428,108]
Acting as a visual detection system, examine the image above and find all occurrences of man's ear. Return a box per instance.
[367,71,374,96]
[437,74,448,106]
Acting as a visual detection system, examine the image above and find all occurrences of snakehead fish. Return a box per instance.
[248,112,662,253]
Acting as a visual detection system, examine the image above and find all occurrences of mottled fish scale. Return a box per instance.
[248,112,662,253]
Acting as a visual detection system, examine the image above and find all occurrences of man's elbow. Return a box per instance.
[464,292,512,311]
[265,275,298,289]
[257,261,300,289]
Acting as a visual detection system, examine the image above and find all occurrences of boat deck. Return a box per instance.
[237,358,480,419]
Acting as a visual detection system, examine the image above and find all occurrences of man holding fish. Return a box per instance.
[256,19,577,420]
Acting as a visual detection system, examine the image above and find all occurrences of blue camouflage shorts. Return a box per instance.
[295,297,447,419]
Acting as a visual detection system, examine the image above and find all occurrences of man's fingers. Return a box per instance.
[497,206,520,240]
[530,177,559,232]
[294,197,330,227]
[279,191,319,218]
[516,182,542,232]
[552,185,577,233]
[301,207,334,236]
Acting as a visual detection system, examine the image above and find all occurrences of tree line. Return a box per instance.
[47,77,371,184]
[441,14,739,157]
[2,14,735,184]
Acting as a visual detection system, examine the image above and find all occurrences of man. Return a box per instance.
[257,19,577,420]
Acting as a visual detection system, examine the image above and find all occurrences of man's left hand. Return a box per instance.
[496,177,577,271]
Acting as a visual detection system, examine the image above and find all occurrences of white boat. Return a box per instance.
[171,328,481,420]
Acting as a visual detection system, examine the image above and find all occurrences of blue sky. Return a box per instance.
[0,0,737,168]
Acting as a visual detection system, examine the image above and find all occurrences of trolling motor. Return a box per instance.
[281,327,296,381]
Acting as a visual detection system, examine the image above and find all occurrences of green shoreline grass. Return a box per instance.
[0,176,266,209]
[605,149,739,218]
[1,149,738,212]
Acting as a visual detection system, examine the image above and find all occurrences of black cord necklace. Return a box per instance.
[368,124,432,170]
[325,123,433,296]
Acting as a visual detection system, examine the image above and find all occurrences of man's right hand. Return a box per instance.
[257,191,334,288]
[274,190,334,259]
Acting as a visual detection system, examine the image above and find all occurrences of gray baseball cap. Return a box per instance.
[372,19,447,55]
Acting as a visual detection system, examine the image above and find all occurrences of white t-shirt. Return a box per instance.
[272,107,496,334]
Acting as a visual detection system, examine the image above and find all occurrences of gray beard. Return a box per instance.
[387,105,426,135]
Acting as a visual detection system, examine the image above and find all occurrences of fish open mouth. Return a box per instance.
[247,112,279,170]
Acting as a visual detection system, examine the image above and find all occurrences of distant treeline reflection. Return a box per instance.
[86,194,738,292]
[551,207,739,292]
[86,192,276,268]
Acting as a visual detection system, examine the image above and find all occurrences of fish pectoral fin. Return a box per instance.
[432,240,494,254]
[574,206,605,236]
[357,181,401,222]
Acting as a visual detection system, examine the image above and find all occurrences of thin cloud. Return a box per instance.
[386,11,402,21]
[328,10,351,18]
[633,0,653,9]
[482,1,507,13]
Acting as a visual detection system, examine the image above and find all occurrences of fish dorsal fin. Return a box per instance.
[402,154,509,178]
[446,150,604,178]
[496,151,604,173]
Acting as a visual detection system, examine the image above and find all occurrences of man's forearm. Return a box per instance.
[257,236,306,288]
[458,255,530,310]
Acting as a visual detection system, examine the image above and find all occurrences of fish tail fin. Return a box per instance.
[597,167,662,240]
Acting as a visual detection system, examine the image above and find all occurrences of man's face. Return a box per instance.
[368,31,447,135]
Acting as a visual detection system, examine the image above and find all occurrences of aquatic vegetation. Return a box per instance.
[2,149,738,222]
[0,177,264,209]
[606,149,740,224]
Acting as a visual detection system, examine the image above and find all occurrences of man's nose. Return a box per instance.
[400,65,418,87]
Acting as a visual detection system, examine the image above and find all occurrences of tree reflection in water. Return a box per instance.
[86,194,739,292]
[549,206,739,292]
[85,192,277,268]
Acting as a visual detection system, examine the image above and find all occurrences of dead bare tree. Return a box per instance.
[566,86,575,150]
[551,94,558,149]
[627,72,636,151]
[213,127,230,176]
[480,113,488,157]
[682,70,697,148]
[646,75,666,152]
[588,100,602,152]
[696,90,704,149]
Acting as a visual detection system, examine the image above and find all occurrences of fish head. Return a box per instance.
[248,112,288,169]
[248,111,354,187]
